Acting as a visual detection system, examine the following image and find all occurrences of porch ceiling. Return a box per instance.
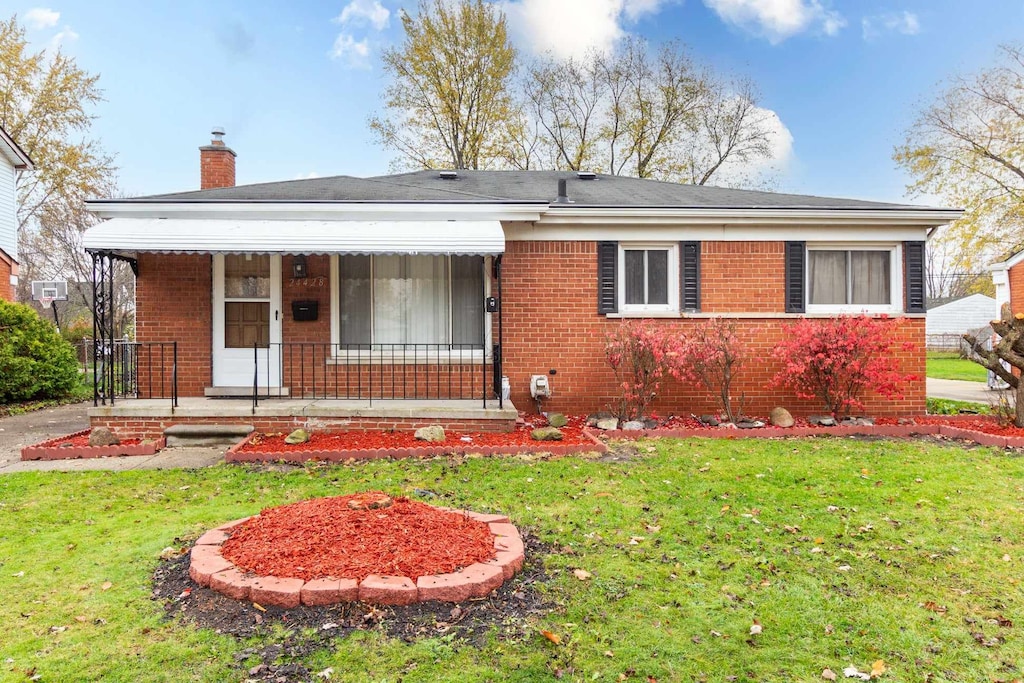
[82,218,505,255]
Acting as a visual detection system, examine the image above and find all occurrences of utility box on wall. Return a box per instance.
[292,300,319,321]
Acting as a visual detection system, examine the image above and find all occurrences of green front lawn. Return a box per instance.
[926,351,990,382]
[2,439,1022,682]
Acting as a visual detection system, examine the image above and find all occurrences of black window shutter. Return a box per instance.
[680,241,701,312]
[904,241,926,313]
[597,241,618,314]
[785,241,806,313]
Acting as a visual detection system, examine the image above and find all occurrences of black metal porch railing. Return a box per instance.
[92,340,178,408]
[253,342,501,408]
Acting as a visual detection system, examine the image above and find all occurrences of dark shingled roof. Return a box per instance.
[116,169,937,210]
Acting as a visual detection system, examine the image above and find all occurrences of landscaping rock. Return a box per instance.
[808,415,836,427]
[414,425,446,442]
[88,427,120,447]
[348,494,393,510]
[284,428,309,444]
[586,411,614,427]
[531,427,564,441]
[546,412,568,428]
[735,420,765,429]
[595,417,619,431]
[621,420,645,431]
[769,407,794,428]
[698,415,720,426]
[841,416,874,426]
[643,417,661,429]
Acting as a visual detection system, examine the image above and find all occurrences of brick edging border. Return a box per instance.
[584,423,1024,448]
[224,429,609,463]
[21,429,166,461]
[189,509,526,607]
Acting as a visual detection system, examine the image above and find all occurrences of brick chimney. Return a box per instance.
[199,127,236,189]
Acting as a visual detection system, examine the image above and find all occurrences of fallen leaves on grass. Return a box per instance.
[540,629,561,645]
[572,569,592,581]
[822,669,837,681]
[921,601,947,613]
[749,619,763,635]
[100,581,112,591]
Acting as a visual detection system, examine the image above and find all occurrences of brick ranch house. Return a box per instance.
[81,131,960,438]
[0,124,34,302]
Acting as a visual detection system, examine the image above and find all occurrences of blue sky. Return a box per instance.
[14,0,1024,203]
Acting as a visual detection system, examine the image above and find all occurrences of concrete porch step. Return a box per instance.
[164,424,254,448]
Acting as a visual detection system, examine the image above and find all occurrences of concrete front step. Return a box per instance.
[164,424,254,447]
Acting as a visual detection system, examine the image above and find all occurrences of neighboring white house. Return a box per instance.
[0,124,34,301]
[926,293,996,346]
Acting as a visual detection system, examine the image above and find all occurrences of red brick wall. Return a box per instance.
[133,240,926,416]
[0,256,12,301]
[1009,262,1024,314]
[701,241,784,312]
[136,253,212,397]
[499,240,925,417]
[200,146,235,189]
[93,415,514,440]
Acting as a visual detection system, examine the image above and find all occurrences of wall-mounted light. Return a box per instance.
[292,255,308,279]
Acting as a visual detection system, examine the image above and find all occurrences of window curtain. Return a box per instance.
[808,251,847,305]
[624,250,645,305]
[339,254,484,347]
[338,255,371,345]
[374,255,449,344]
[451,256,484,347]
[646,250,668,305]
[850,251,890,305]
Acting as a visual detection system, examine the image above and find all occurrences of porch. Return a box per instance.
[89,397,519,440]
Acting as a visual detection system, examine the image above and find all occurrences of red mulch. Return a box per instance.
[881,415,1024,437]
[238,414,593,454]
[40,431,142,448]
[219,492,497,581]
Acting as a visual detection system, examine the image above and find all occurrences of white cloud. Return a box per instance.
[329,32,371,66]
[294,171,320,180]
[46,25,79,52]
[24,7,60,29]
[712,105,795,187]
[502,0,667,60]
[702,0,845,44]
[333,0,390,31]
[862,11,920,41]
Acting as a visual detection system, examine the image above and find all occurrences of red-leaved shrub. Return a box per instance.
[672,318,748,423]
[604,321,681,421]
[770,316,916,417]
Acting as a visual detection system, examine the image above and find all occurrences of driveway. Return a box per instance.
[0,402,91,469]
[0,402,223,473]
[926,377,1008,404]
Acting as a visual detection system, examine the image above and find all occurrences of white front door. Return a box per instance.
[212,254,282,388]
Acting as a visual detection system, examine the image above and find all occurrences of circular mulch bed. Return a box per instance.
[155,532,553,683]
[189,492,525,607]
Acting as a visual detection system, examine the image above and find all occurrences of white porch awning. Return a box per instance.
[82,218,505,255]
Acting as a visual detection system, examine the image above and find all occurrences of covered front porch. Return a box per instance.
[83,215,513,435]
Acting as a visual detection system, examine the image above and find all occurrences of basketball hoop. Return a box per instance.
[39,297,53,310]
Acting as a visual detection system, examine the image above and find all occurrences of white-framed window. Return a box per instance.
[330,254,489,361]
[806,244,901,314]
[618,243,679,314]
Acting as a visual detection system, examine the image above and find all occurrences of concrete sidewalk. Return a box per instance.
[0,401,223,474]
[926,377,1008,404]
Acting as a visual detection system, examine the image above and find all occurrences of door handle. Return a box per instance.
[275,310,279,321]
